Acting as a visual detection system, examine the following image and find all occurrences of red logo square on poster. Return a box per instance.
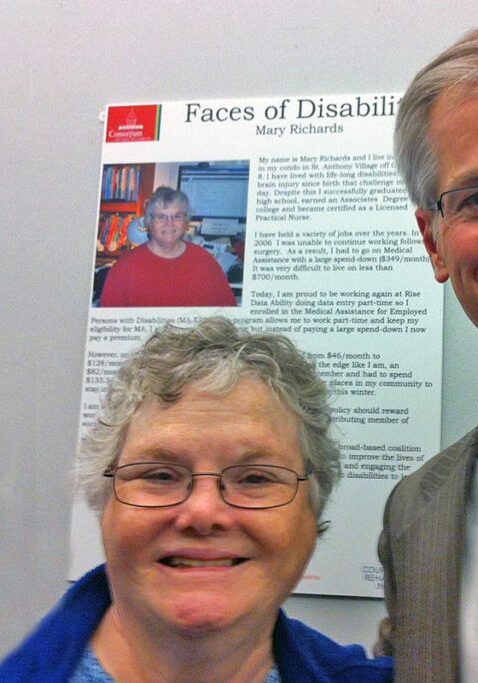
[106,105,161,143]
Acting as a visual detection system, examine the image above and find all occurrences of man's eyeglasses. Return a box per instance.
[435,185,478,224]
[103,462,310,510]
[151,213,186,224]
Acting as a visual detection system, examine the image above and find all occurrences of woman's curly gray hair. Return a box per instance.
[79,317,341,521]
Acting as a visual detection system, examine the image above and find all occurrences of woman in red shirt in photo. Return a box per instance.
[100,186,237,308]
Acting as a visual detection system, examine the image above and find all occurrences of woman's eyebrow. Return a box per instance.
[126,446,182,462]
[123,447,287,466]
[234,448,288,463]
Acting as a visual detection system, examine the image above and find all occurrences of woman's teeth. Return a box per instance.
[163,557,242,568]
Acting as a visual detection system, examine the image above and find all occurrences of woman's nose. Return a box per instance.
[173,475,235,535]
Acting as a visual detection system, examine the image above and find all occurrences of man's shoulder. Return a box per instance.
[400,424,477,484]
[387,424,478,515]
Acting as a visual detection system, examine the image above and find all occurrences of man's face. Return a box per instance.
[416,89,478,326]
[101,378,317,637]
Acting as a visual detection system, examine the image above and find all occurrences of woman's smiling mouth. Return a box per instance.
[160,556,247,568]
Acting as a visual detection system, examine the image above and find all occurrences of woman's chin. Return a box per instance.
[166,598,241,635]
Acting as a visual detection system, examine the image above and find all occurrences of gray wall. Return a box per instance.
[1,0,477,657]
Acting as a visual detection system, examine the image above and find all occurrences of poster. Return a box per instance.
[69,94,443,597]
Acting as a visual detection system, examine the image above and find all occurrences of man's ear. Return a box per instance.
[415,208,449,283]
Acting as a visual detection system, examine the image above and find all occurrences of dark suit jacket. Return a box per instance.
[378,426,478,682]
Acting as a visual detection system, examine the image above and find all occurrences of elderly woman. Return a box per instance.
[100,186,236,307]
[1,318,392,682]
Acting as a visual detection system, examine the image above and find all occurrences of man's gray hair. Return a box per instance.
[395,28,478,211]
[79,317,341,520]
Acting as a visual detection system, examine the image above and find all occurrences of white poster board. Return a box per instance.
[70,94,442,597]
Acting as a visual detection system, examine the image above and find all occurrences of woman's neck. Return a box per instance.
[92,605,276,683]
[146,240,186,259]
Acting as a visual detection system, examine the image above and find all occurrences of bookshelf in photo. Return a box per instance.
[96,163,155,259]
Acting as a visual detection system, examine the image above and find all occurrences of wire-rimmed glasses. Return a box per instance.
[103,462,309,510]
[151,212,186,224]
[435,185,478,225]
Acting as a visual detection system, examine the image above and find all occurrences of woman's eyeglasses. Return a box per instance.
[104,462,310,510]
